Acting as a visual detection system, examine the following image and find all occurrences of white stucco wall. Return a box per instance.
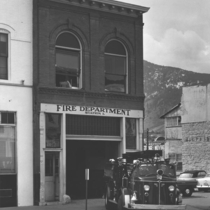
[0,0,32,85]
[181,85,208,123]
[0,86,33,206]
[165,127,182,140]
[181,84,210,172]
[0,0,33,206]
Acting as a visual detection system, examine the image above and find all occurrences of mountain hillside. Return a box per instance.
[144,60,210,133]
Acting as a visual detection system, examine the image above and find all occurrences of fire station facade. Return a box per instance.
[33,0,149,205]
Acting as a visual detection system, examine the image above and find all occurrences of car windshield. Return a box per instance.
[132,163,175,177]
[179,173,193,178]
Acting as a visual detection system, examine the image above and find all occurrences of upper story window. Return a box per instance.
[166,116,181,127]
[55,32,82,89]
[0,33,8,80]
[105,40,127,93]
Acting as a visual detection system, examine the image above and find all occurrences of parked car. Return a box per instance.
[197,173,210,192]
[104,150,185,210]
[177,170,206,197]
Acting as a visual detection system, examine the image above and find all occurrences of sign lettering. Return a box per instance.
[56,105,130,116]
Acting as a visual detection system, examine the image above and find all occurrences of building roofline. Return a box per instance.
[49,0,150,17]
[160,103,181,119]
[94,0,150,13]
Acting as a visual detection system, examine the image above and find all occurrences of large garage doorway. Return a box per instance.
[66,140,118,199]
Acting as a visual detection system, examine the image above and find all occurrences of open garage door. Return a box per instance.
[66,140,119,199]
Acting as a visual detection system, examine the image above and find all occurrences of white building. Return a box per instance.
[160,104,183,174]
[0,0,33,207]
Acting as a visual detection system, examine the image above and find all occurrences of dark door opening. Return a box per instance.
[0,175,17,207]
[66,140,118,199]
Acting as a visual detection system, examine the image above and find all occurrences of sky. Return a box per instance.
[116,0,210,74]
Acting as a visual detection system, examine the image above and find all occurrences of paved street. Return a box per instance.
[182,191,210,210]
[2,192,210,210]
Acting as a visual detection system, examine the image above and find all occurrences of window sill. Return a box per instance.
[105,90,127,95]
[56,86,81,90]
[0,81,32,87]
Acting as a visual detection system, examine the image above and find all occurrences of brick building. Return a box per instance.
[33,0,149,205]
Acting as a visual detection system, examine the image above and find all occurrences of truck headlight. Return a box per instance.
[168,185,175,191]
[144,185,150,191]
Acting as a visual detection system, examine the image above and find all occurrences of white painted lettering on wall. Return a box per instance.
[56,105,131,116]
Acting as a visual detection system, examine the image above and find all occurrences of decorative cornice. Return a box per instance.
[49,0,149,17]
[38,87,145,102]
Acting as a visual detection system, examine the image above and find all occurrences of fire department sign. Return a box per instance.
[41,103,143,118]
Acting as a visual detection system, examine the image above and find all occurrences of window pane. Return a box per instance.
[177,162,182,171]
[46,114,61,148]
[0,126,15,173]
[1,112,15,124]
[45,153,53,176]
[105,55,126,75]
[56,70,78,88]
[0,57,7,79]
[105,40,126,55]
[56,33,80,49]
[105,74,125,92]
[56,49,79,70]
[0,34,8,56]
[126,118,136,149]
[55,49,80,88]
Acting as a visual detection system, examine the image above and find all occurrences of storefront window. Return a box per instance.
[0,112,16,173]
[126,118,136,149]
[46,114,61,148]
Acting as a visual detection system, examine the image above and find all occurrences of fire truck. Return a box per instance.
[104,150,186,210]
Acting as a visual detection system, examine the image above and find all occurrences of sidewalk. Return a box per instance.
[1,199,105,210]
[1,199,210,210]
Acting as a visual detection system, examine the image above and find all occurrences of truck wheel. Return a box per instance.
[117,195,125,210]
[105,186,112,210]
[183,188,193,197]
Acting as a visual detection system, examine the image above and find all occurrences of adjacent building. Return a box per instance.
[181,84,210,172]
[0,0,33,207]
[161,84,210,174]
[33,0,149,205]
[160,104,183,173]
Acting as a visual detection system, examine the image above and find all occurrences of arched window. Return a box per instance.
[0,33,8,80]
[104,40,127,93]
[55,32,82,89]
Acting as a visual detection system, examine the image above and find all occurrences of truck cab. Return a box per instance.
[104,150,186,210]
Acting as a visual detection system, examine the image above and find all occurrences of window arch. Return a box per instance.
[55,32,82,89]
[104,40,127,93]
